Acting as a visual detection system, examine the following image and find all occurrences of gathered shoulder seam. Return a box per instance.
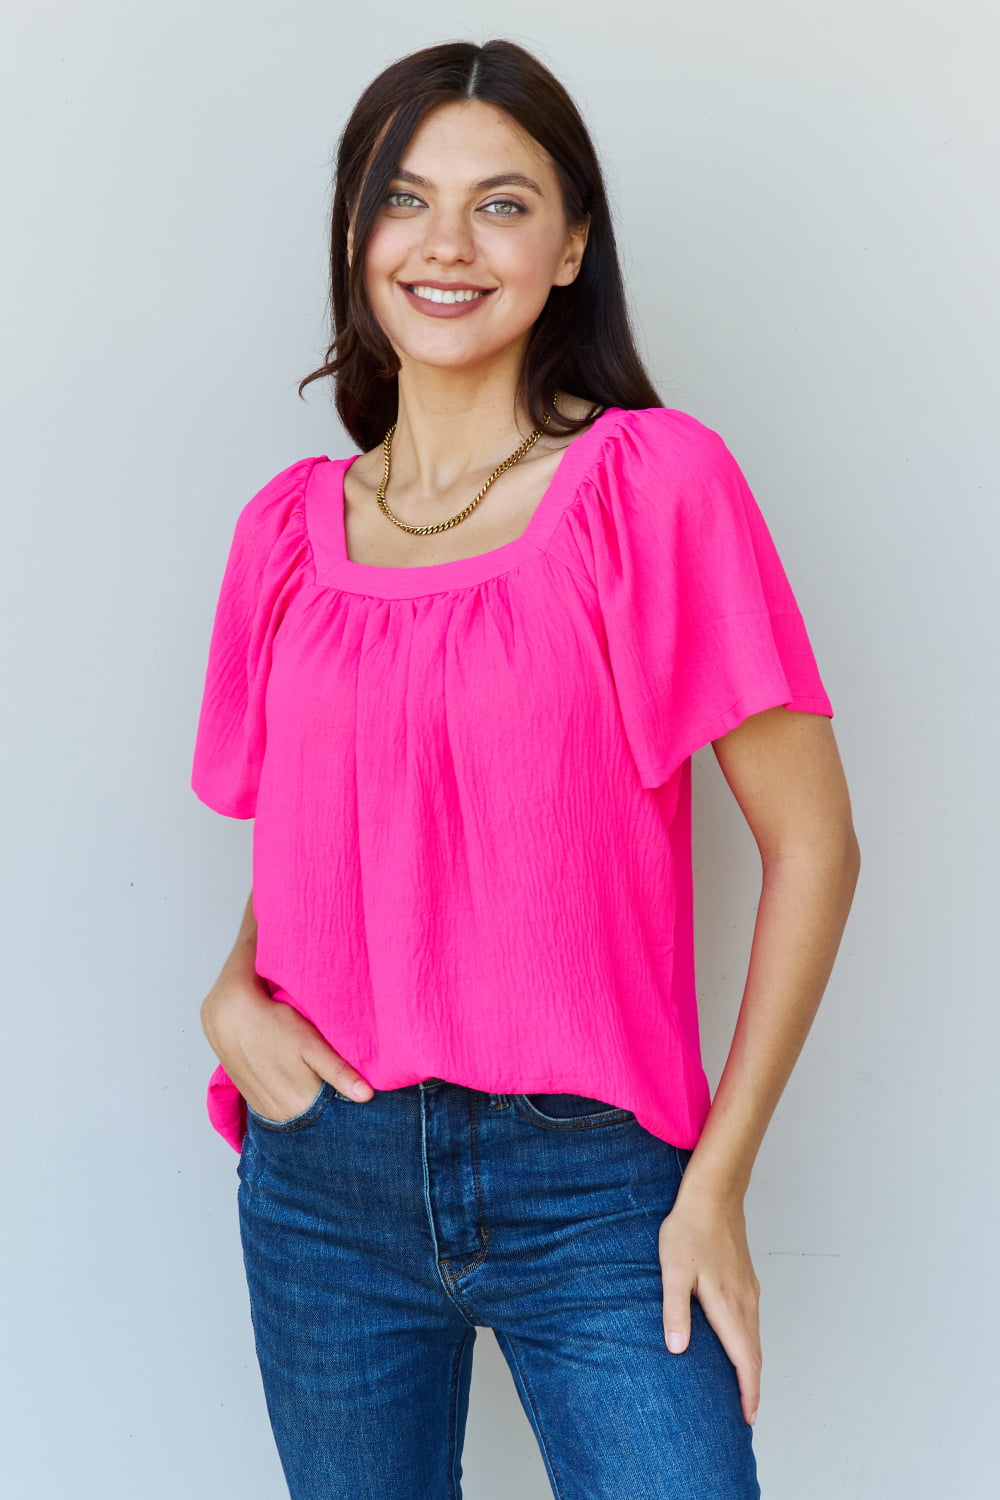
[535,511,600,598]
[297,455,328,588]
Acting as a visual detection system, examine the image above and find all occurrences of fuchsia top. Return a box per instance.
[191,405,833,1152]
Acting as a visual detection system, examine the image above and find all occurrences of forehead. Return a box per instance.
[398,99,554,180]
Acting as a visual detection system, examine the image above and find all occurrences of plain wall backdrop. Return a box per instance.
[2,3,996,1495]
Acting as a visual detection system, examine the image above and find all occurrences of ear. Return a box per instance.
[553,215,590,288]
[346,218,355,271]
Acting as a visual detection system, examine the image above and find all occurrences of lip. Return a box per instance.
[398,280,497,319]
[400,279,495,292]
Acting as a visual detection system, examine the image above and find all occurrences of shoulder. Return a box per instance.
[235,455,326,528]
[554,406,775,591]
[228,455,328,557]
[598,406,735,481]
[574,407,748,533]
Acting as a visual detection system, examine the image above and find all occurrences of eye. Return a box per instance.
[481,199,525,218]
[385,191,423,209]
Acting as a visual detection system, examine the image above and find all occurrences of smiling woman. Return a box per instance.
[297,42,659,454]
[190,36,859,1500]
[358,101,589,379]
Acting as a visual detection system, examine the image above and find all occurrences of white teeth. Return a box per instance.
[408,285,489,304]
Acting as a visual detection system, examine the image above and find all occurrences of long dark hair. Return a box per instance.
[298,39,661,452]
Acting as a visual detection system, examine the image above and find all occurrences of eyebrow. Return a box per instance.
[390,169,544,197]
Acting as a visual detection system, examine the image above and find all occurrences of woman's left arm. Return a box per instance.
[658,706,861,1427]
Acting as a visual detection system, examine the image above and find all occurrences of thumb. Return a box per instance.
[299,1029,373,1101]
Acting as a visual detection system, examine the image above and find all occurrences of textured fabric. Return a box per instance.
[191,406,833,1153]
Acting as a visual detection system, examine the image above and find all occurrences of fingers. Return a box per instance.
[661,1267,693,1355]
[695,1284,763,1426]
[661,1257,762,1424]
[207,985,375,1114]
[724,1318,762,1426]
[295,1022,374,1101]
[658,1195,763,1427]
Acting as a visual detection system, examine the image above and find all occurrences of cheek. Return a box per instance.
[361,255,405,328]
[363,223,411,285]
[494,227,567,289]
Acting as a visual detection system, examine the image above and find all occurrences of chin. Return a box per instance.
[390,336,519,375]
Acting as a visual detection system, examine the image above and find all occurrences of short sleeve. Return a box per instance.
[583,409,833,789]
[190,457,319,818]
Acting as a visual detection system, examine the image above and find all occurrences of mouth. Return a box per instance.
[401,283,496,305]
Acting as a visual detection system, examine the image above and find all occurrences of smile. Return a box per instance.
[404,284,494,304]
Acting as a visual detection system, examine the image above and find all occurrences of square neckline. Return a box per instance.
[319,406,624,598]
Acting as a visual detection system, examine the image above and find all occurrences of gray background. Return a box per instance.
[2,2,995,1495]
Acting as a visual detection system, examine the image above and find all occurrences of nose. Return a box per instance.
[419,204,476,266]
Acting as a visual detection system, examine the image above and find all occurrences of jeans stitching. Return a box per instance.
[469,1092,489,1258]
[493,1330,567,1500]
[441,1094,491,1285]
[511,1094,636,1131]
[446,1327,475,1500]
[245,1081,334,1133]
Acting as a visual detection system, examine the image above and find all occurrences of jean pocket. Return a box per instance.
[245,1081,335,1133]
[512,1092,636,1130]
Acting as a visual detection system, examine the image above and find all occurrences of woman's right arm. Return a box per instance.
[200,890,374,1118]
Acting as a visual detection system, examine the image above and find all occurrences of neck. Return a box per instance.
[388,347,548,498]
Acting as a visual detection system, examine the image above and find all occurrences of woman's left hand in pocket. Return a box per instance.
[657,1187,762,1427]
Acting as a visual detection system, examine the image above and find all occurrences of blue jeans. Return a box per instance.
[237,1078,760,1499]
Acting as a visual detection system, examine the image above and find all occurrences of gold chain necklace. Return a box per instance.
[376,398,556,536]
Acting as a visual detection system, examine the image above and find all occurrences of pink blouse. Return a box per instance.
[191,405,833,1152]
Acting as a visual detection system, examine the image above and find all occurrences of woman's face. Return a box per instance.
[355,99,588,377]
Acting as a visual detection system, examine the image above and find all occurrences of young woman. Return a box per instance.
[191,38,860,1500]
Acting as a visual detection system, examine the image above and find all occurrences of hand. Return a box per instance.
[657,1186,762,1426]
[200,977,374,1121]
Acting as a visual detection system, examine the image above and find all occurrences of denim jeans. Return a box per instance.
[237,1078,760,1499]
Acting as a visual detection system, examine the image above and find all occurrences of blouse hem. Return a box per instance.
[636,684,835,789]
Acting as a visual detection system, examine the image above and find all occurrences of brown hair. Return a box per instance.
[298,39,661,452]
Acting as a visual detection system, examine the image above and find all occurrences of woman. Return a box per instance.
[191,38,860,1500]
